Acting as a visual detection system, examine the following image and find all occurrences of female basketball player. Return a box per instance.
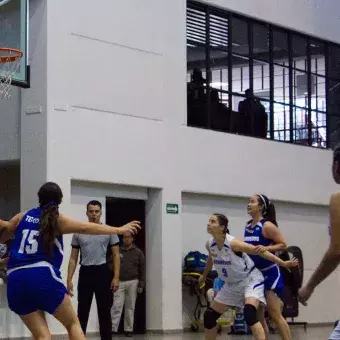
[299,144,340,340]
[200,213,298,340]
[0,182,141,340]
[244,194,291,340]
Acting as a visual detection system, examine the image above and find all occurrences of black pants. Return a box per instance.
[78,264,113,340]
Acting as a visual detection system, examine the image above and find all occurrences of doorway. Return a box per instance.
[106,197,146,334]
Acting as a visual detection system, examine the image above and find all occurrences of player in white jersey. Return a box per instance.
[299,143,340,340]
[200,214,298,340]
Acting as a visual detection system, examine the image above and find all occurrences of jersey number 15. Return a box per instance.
[18,229,39,255]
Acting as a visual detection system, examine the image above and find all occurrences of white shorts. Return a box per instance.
[214,268,266,309]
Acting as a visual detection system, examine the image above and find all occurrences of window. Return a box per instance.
[186,0,337,148]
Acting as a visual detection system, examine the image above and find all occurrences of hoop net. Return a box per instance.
[0,48,23,100]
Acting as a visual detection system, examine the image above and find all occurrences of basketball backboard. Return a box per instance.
[0,0,29,88]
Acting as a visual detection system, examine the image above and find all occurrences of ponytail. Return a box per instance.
[257,194,278,227]
[39,202,60,254]
[213,213,229,234]
[265,202,278,227]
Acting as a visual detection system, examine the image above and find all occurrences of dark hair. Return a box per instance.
[333,143,340,173]
[213,213,230,234]
[86,200,102,210]
[256,194,278,227]
[38,182,63,254]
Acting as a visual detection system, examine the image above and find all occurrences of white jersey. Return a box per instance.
[208,234,255,283]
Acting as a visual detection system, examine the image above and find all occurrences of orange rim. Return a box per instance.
[0,48,23,63]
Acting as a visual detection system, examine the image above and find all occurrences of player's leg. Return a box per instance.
[257,303,270,338]
[204,300,228,340]
[7,269,50,339]
[33,267,85,340]
[244,269,267,340]
[244,297,266,340]
[265,267,291,340]
[20,311,51,340]
[53,294,85,340]
[266,290,291,340]
[206,282,247,340]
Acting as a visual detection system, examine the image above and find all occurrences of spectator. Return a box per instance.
[187,69,207,128]
[237,89,268,138]
[111,232,145,337]
[67,200,120,340]
[210,89,231,132]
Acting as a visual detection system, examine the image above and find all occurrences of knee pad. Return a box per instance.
[203,307,222,329]
[244,304,258,327]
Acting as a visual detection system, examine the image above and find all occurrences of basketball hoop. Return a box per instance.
[0,48,23,99]
[0,0,11,7]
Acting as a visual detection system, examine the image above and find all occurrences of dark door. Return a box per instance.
[106,197,146,334]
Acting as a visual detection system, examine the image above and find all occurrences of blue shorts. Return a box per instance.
[261,265,284,297]
[7,266,67,315]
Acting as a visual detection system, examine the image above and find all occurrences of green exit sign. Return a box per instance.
[166,203,179,214]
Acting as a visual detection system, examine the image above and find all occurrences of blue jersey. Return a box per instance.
[244,219,274,270]
[7,207,63,270]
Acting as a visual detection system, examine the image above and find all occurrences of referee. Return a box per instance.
[67,200,120,340]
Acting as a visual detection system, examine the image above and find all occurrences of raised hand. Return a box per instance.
[283,257,299,268]
[298,285,313,306]
[119,221,141,235]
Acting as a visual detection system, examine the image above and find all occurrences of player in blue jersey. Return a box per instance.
[244,194,291,340]
[0,182,141,340]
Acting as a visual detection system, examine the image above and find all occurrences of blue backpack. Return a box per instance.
[184,251,208,269]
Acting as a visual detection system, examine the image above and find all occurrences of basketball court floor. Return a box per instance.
[88,327,334,340]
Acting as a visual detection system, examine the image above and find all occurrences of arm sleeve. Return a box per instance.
[110,234,120,246]
[71,234,80,249]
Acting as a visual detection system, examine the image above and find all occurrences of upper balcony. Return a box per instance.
[187,0,340,149]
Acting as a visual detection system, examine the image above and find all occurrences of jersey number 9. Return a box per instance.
[222,268,228,277]
[19,229,39,255]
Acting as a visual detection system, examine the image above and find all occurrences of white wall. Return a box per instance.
[43,0,338,334]
[201,0,340,43]
[181,193,338,324]
[54,181,182,333]
[0,89,20,162]
[20,0,48,211]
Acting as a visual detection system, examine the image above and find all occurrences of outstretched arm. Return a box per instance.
[58,215,140,236]
[302,192,340,292]
[230,237,297,268]
[200,242,213,282]
[0,213,23,242]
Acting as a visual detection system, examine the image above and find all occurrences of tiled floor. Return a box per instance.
[106,326,334,340]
